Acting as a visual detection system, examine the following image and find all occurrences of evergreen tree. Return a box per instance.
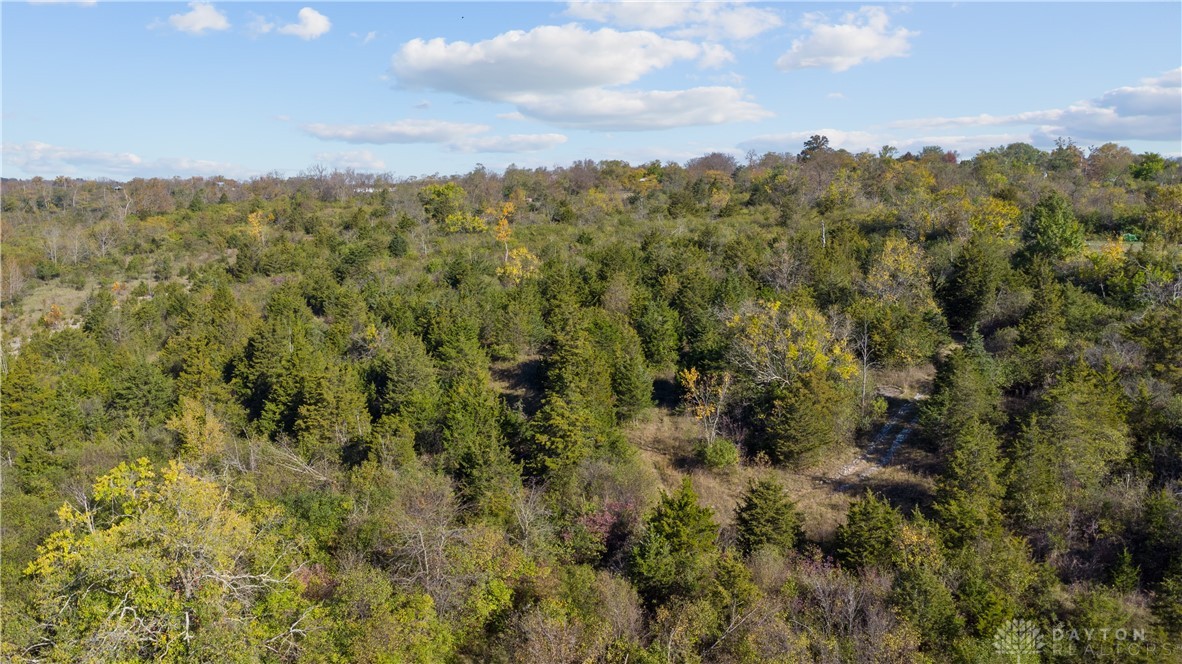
[630,479,719,605]
[922,335,1003,453]
[1022,190,1084,261]
[932,419,1006,546]
[525,393,597,478]
[836,492,904,570]
[365,331,443,437]
[757,370,853,464]
[940,233,1009,331]
[733,477,804,555]
[1007,362,1130,553]
[441,368,520,521]
[1014,260,1068,384]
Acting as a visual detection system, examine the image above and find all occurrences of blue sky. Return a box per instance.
[2,1,1179,180]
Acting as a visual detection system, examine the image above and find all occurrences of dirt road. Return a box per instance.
[835,399,923,491]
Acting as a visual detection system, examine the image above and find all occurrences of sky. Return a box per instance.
[2,1,1180,180]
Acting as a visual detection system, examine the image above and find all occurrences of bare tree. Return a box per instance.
[65,226,91,265]
[3,260,27,302]
[90,221,119,258]
[41,223,62,264]
[853,320,875,417]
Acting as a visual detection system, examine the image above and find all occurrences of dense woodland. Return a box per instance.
[2,138,1182,663]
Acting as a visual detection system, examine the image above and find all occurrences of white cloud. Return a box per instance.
[889,68,1182,143]
[302,119,488,144]
[302,119,568,155]
[517,86,771,131]
[826,92,847,100]
[165,2,230,35]
[449,134,569,153]
[1037,103,1180,143]
[497,111,527,121]
[1096,78,1180,118]
[247,13,274,37]
[314,150,385,171]
[1146,68,1182,88]
[738,69,1182,160]
[699,43,736,69]
[889,110,1063,130]
[777,6,916,72]
[3,141,247,178]
[565,1,782,40]
[278,7,331,40]
[391,24,768,131]
[392,24,705,101]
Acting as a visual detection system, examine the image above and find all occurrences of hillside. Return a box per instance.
[2,143,1182,663]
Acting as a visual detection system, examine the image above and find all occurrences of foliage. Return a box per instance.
[836,492,904,570]
[733,478,803,555]
[24,459,315,663]
[4,144,1180,661]
[1022,190,1085,261]
[629,479,718,605]
[726,299,857,387]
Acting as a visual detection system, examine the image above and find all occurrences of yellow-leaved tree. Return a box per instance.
[498,246,540,287]
[858,235,944,367]
[865,235,936,308]
[678,367,732,447]
[166,396,229,461]
[727,299,857,463]
[246,209,272,244]
[488,201,516,261]
[726,299,857,386]
[969,196,1021,239]
[25,458,318,663]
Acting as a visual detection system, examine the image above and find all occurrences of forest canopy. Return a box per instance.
[2,140,1181,663]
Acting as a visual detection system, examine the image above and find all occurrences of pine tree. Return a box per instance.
[441,371,520,521]
[1022,190,1084,261]
[836,492,904,570]
[1015,260,1068,384]
[940,233,1009,331]
[525,393,597,478]
[933,419,1006,546]
[922,336,1003,454]
[1007,362,1130,553]
[365,331,443,436]
[630,478,719,604]
[733,478,804,555]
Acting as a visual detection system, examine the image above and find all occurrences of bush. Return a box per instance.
[34,260,60,280]
[698,438,739,471]
[389,232,409,257]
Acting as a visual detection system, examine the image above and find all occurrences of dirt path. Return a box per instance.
[834,399,923,491]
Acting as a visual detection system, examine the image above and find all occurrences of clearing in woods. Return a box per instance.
[491,356,939,545]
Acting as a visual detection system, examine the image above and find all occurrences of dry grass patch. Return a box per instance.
[490,354,544,416]
[624,398,937,546]
[874,364,935,398]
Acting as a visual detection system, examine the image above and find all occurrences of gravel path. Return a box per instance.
[835,399,923,490]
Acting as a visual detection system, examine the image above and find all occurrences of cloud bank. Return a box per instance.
[777,6,916,72]
[390,24,766,130]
